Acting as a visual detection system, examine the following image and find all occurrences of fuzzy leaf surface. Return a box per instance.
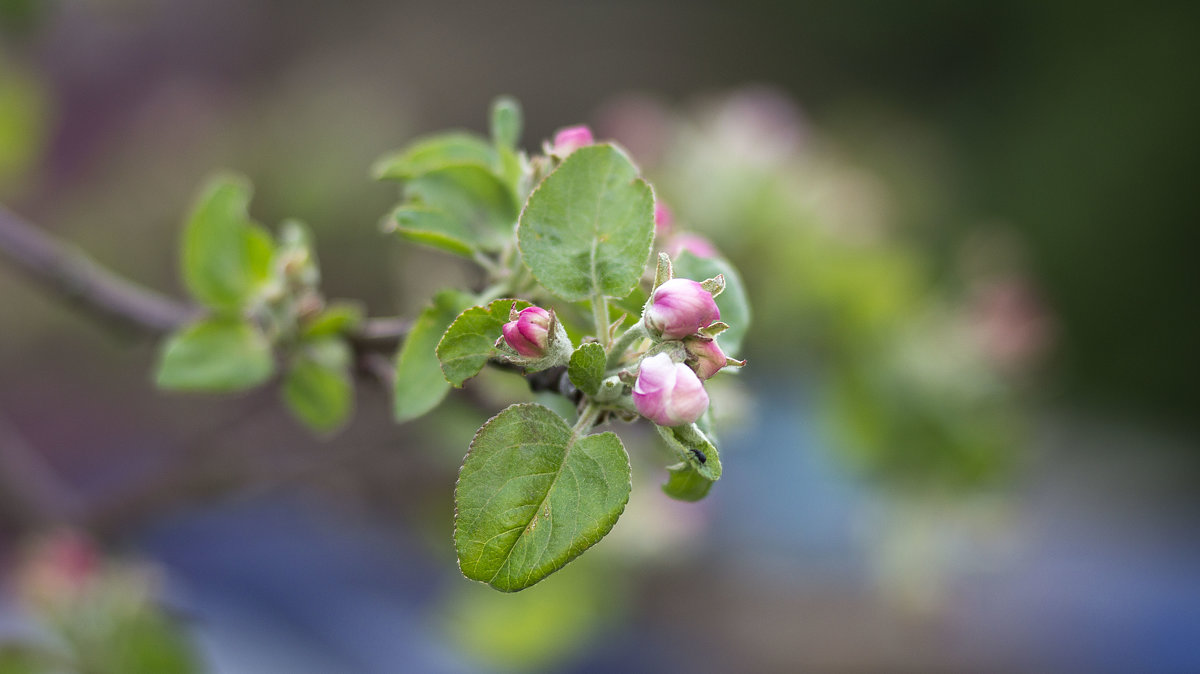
[517,144,654,301]
[455,404,631,591]
[437,299,530,387]
[567,342,606,397]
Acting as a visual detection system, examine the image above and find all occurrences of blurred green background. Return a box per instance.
[0,1,1197,672]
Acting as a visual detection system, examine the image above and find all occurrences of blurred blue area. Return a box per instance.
[713,377,867,582]
[139,496,463,673]
[112,388,1200,672]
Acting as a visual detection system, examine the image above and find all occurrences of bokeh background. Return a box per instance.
[1,1,1198,672]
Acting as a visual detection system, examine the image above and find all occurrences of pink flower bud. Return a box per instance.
[553,125,594,156]
[501,306,552,357]
[654,202,674,237]
[632,353,709,426]
[644,278,720,340]
[666,233,719,260]
[683,336,726,379]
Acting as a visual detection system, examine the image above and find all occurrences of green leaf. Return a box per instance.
[283,339,353,434]
[389,205,477,258]
[405,165,518,251]
[672,251,751,357]
[155,318,274,392]
[455,404,631,591]
[437,298,530,388]
[517,144,655,301]
[656,422,722,482]
[181,174,275,312]
[490,96,523,149]
[394,289,476,422]
[301,301,364,339]
[661,463,714,502]
[372,132,496,181]
[567,342,606,397]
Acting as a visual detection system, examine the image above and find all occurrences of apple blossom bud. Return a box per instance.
[644,278,720,340]
[632,353,709,426]
[654,202,674,237]
[501,306,552,357]
[683,335,726,379]
[666,233,719,259]
[553,125,594,156]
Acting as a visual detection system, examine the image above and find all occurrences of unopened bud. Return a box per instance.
[643,278,720,340]
[501,306,552,357]
[654,202,674,237]
[666,233,719,260]
[632,353,709,427]
[552,125,594,156]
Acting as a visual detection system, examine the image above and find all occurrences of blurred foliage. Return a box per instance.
[440,556,623,671]
[1,532,199,674]
[0,61,47,197]
[612,88,1036,491]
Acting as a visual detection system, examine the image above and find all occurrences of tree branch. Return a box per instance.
[0,204,197,334]
[0,203,407,352]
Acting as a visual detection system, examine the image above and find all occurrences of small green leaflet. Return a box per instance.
[155,318,274,392]
[394,289,476,422]
[455,404,631,591]
[517,144,655,302]
[656,422,722,481]
[372,132,497,181]
[181,174,275,312]
[404,165,518,252]
[567,342,606,397]
[490,96,522,150]
[437,298,530,388]
[389,205,477,258]
[283,338,353,434]
[661,463,714,502]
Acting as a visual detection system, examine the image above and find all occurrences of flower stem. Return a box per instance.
[570,402,602,440]
[606,321,647,370]
[591,293,610,348]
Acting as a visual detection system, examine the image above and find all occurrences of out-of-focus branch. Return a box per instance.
[0,204,197,334]
[0,203,407,353]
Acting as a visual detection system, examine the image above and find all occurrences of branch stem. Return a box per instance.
[0,203,407,353]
